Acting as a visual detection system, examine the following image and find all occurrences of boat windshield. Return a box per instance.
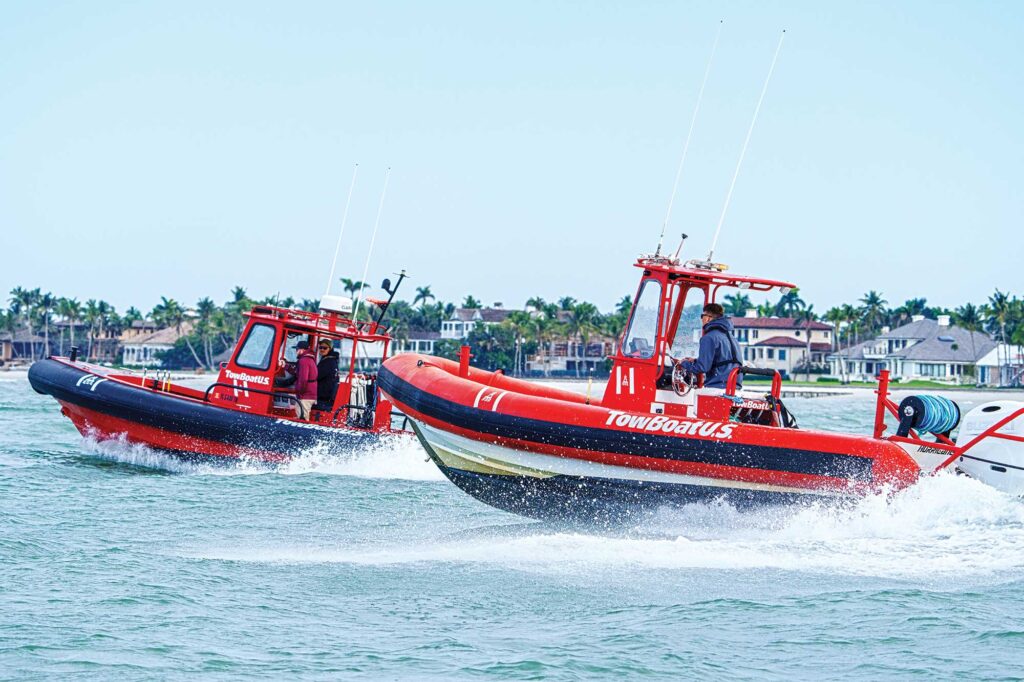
[668,288,706,360]
[622,279,661,359]
[236,323,276,370]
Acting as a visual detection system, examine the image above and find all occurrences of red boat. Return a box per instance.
[379,253,1024,521]
[30,283,410,464]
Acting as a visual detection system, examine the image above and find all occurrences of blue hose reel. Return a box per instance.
[896,394,961,438]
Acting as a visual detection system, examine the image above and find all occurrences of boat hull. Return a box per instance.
[379,354,921,522]
[29,358,382,463]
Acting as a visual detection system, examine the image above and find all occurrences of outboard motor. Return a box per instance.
[895,395,960,438]
[955,400,1024,496]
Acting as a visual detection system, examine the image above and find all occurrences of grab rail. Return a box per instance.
[203,382,299,405]
[724,366,782,400]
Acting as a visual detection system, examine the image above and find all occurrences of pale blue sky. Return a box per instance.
[2,1,1021,315]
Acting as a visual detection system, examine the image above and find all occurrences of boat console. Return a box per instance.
[603,254,798,426]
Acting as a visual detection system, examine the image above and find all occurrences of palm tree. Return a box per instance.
[81,300,97,360]
[462,295,482,309]
[986,290,1012,386]
[954,303,982,384]
[413,286,435,309]
[571,301,600,377]
[774,289,805,317]
[339,278,366,299]
[796,305,817,381]
[723,293,752,317]
[196,297,218,369]
[504,310,534,376]
[859,290,889,335]
[152,297,203,368]
[123,306,143,326]
[823,306,846,382]
[38,292,56,358]
[9,287,41,360]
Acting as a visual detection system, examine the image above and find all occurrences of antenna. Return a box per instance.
[707,30,786,263]
[325,164,359,296]
[656,20,723,257]
[351,167,391,324]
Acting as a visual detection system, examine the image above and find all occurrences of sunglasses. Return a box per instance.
[318,345,331,351]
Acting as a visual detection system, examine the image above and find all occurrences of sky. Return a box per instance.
[2,1,1022,316]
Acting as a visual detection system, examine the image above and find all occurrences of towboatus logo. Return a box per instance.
[223,370,270,386]
[604,410,735,439]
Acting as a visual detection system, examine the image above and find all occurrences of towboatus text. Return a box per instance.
[223,370,271,386]
[604,410,735,439]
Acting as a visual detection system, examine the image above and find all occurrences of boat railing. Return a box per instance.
[203,382,299,407]
[725,366,783,399]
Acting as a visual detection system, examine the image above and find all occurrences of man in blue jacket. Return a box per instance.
[679,303,743,390]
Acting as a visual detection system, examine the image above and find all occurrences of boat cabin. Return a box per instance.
[208,294,395,431]
[604,254,797,424]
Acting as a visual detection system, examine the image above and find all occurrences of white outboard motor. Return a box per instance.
[955,400,1024,496]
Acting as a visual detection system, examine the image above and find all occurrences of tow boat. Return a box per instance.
[379,253,1024,521]
[30,279,411,464]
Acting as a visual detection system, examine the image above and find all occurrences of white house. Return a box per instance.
[828,315,996,382]
[441,305,518,340]
[122,323,192,368]
[975,344,1024,387]
[393,331,440,356]
[732,313,834,377]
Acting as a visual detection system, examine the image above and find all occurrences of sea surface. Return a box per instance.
[3,371,1024,680]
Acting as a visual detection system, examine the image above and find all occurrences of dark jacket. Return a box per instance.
[316,350,340,405]
[293,350,319,400]
[680,316,743,389]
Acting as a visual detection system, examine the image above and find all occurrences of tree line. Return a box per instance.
[5,282,1022,375]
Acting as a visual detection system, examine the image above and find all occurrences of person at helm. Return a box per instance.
[679,303,743,390]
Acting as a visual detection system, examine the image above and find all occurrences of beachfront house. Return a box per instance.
[393,330,440,356]
[122,323,193,368]
[975,344,1024,388]
[0,331,46,365]
[732,312,834,377]
[440,305,517,340]
[828,315,996,383]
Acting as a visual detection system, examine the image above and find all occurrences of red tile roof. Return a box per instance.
[754,336,807,347]
[733,317,832,331]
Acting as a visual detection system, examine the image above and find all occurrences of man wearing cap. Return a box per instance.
[289,340,319,420]
[679,303,743,391]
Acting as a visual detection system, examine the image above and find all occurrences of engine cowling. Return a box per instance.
[955,400,1024,496]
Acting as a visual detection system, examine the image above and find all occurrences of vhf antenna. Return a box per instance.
[707,30,786,263]
[325,164,359,296]
[351,167,391,324]
[655,20,723,257]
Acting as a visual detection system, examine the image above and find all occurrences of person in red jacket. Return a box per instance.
[287,341,319,420]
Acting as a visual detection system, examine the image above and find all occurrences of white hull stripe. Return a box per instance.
[416,419,841,497]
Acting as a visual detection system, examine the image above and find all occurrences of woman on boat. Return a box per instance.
[316,340,340,409]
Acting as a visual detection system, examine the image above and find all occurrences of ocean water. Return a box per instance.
[2,371,1024,680]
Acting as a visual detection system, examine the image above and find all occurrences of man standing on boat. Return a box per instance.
[679,303,743,391]
[289,341,319,419]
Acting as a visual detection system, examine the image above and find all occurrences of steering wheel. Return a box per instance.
[671,361,698,397]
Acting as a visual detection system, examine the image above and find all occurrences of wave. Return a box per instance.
[77,430,443,481]
[186,473,1024,583]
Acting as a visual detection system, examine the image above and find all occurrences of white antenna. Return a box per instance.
[351,167,391,323]
[707,29,786,263]
[656,20,724,257]
[325,164,359,296]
